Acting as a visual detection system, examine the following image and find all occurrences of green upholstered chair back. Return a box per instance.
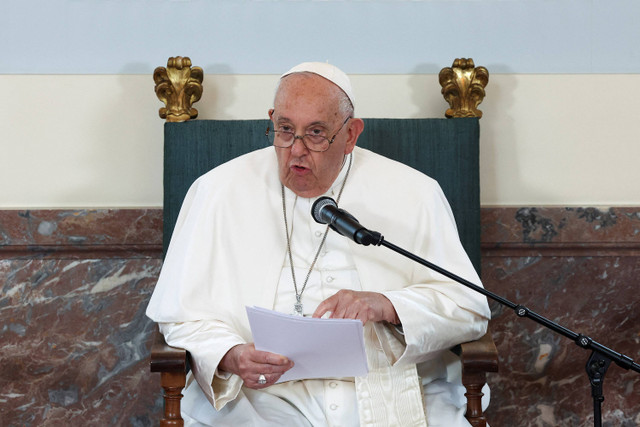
[163,118,480,272]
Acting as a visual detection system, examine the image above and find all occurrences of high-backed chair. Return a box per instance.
[150,57,498,427]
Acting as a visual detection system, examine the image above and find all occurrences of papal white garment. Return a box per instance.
[146,146,491,426]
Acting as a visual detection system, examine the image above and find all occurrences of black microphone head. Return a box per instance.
[311,196,337,224]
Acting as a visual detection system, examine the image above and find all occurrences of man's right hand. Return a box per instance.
[219,343,294,389]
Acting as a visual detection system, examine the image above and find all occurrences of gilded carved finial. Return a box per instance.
[439,58,489,118]
[153,56,204,122]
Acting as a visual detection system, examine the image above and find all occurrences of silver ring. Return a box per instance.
[258,374,267,385]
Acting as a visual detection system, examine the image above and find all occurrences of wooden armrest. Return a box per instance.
[453,330,499,427]
[459,330,499,374]
[150,324,189,427]
[151,325,188,373]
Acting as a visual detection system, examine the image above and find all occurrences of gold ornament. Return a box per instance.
[439,58,489,118]
[153,57,203,122]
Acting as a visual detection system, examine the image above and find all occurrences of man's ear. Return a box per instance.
[268,109,275,120]
[344,118,364,155]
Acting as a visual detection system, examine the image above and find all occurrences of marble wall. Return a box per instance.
[0,210,164,426]
[1,207,638,426]
[482,207,640,426]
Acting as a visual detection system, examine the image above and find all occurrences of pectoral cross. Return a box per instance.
[293,295,304,316]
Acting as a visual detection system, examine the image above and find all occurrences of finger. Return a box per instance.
[312,297,337,319]
[251,349,291,366]
[340,303,364,323]
[338,295,376,323]
[252,372,285,389]
[253,360,294,376]
[320,290,353,319]
[257,373,268,386]
[260,372,284,385]
[354,306,373,324]
[249,351,295,378]
[244,373,266,390]
[234,350,289,381]
[329,294,354,319]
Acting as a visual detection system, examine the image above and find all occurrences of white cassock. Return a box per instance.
[146,146,491,426]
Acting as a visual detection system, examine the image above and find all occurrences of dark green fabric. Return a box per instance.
[163,118,480,273]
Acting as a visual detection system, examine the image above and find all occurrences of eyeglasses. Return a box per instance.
[266,116,351,153]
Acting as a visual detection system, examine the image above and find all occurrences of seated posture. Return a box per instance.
[146,62,491,426]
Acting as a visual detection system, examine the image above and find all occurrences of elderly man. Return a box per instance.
[146,62,491,426]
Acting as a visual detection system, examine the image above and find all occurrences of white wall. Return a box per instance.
[3,0,639,208]
[2,73,639,208]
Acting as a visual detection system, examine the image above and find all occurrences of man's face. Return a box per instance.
[270,74,361,198]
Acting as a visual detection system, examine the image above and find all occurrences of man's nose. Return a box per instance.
[290,136,309,155]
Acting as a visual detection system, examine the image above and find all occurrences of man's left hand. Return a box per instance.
[312,290,400,325]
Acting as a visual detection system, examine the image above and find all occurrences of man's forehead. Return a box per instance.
[273,111,332,127]
[279,62,355,108]
[275,75,344,113]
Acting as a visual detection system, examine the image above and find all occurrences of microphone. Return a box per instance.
[311,197,382,246]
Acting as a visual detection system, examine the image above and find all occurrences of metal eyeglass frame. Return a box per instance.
[265,116,351,152]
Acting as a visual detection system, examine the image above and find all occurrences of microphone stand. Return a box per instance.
[360,230,640,427]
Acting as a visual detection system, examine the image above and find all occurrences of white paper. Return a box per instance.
[246,306,369,383]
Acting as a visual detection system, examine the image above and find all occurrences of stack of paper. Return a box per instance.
[246,306,369,383]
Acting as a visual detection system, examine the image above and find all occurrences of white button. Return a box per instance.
[330,404,338,410]
[315,230,323,237]
[329,381,338,388]
[326,276,335,283]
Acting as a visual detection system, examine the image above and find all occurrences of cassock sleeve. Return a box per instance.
[372,182,490,367]
[158,321,246,411]
[147,169,259,411]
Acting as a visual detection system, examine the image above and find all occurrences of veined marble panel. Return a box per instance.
[481,207,640,426]
[0,209,163,426]
[1,207,638,426]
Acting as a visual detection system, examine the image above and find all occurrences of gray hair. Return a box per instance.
[273,72,355,118]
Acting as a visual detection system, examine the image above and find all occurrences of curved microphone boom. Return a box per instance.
[311,197,382,246]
